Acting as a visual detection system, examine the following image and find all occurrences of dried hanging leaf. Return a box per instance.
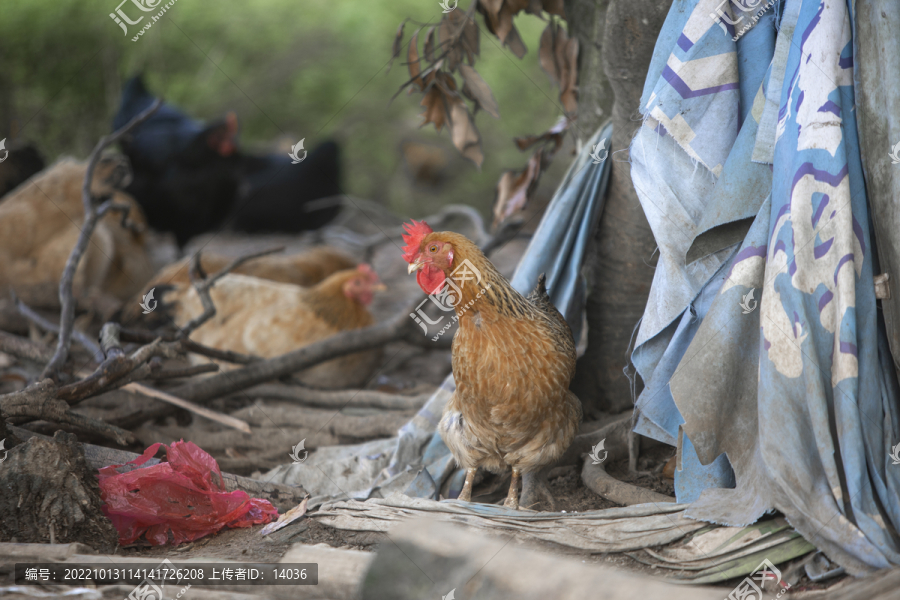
[439,12,466,71]
[539,22,561,85]
[513,115,569,152]
[408,30,422,89]
[504,24,528,58]
[424,27,436,62]
[542,0,566,17]
[492,150,542,228]
[526,0,544,15]
[552,22,570,80]
[462,17,480,65]
[459,64,500,118]
[389,21,406,72]
[420,85,448,132]
[480,0,505,17]
[448,99,483,168]
[560,37,579,114]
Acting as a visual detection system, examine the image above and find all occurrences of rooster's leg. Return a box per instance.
[503,467,521,509]
[458,467,477,502]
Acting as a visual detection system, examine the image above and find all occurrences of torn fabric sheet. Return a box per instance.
[631,0,900,575]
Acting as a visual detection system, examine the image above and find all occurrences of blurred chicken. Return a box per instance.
[403,220,581,510]
[0,156,154,312]
[157,265,385,388]
[120,247,356,325]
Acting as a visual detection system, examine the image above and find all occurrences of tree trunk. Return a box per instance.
[570,0,673,415]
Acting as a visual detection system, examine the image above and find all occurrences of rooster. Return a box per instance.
[403,220,581,510]
[156,264,385,388]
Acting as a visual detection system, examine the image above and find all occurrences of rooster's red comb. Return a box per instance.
[401,219,433,263]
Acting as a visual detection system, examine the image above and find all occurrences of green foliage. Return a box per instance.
[0,0,566,217]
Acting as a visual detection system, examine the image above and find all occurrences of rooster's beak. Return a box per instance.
[407,259,425,274]
[372,283,387,292]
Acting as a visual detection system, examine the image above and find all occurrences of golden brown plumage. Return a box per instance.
[121,247,356,325]
[403,221,581,509]
[0,157,154,310]
[158,265,385,388]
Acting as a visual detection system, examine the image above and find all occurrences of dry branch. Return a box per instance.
[148,363,219,379]
[15,295,104,362]
[0,380,134,445]
[0,330,52,363]
[179,246,285,338]
[240,383,432,411]
[112,306,425,428]
[120,327,259,364]
[42,98,162,379]
[124,382,251,433]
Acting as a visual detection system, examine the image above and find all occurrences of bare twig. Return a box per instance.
[0,331,52,363]
[112,305,425,428]
[57,326,178,405]
[239,383,433,411]
[119,327,259,364]
[122,382,252,433]
[148,363,219,379]
[0,380,134,445]
[15,295,104,362]
[178,246,285,338]
[42,98,162,379]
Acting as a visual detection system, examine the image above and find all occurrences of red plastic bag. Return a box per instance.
[98,440,278,546]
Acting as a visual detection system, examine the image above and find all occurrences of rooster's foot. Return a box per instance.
[502,467,521,509]
[457,467,476,502]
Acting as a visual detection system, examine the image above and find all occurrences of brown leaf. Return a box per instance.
[408,30,422,89]
[505,24,528,58]
[462,17,480,64]
[480,0,505,16]
[439,13,466,71]
[542,0,566,17]
[539,22,560,85]
[492,151,542,228]
[389,21,405,71]
[560,37,579,114]
[420,85,448,132]
[513,115,569,152]
[458,64,500,118]
[448,98,483,168]
[424,26,436,62]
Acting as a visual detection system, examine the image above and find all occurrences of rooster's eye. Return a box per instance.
[429,245,438,253]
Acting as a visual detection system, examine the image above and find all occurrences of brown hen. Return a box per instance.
[158,265,385,388]
[403,220,581,510]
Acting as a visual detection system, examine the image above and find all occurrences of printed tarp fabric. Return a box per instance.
[99,440,278,546]
[630,0,900,575]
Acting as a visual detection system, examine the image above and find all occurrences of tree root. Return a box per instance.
[0,430,119,551]
[581,460,676,506]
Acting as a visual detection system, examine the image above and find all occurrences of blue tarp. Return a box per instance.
[631,0,900,575]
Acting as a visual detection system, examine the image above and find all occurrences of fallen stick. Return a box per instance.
[240,383,432,410]
[0,330,52,362]
[14,296,104,362]
[179,246,285,338]
[120,326,259,364]
[124,382,251,433]
[8,425,307,512]
[112,307,423,428]
[1,380,134,445]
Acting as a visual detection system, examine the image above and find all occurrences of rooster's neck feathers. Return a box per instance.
[431,234,554,323]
